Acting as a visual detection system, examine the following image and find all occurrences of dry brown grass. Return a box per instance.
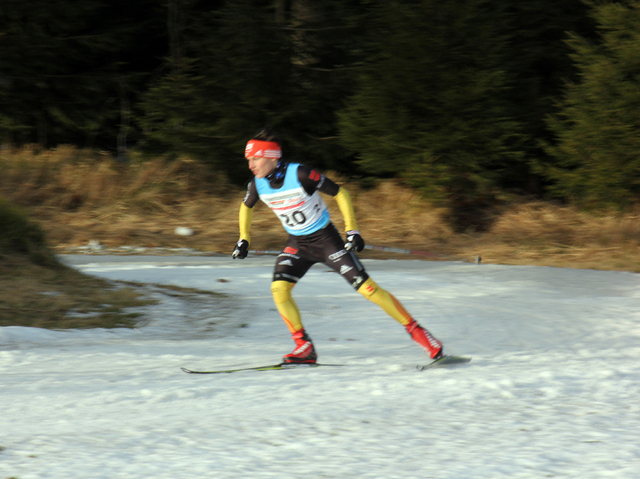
[0,145,242,250]
[0,255,156,328]
[464,202,640,271]
[2,145,640,272]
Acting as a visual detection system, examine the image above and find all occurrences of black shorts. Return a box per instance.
[273,223,369,290]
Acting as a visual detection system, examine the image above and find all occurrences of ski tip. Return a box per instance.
[417,355,471,371]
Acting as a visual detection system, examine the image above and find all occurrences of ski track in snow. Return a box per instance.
[1,255,640,479]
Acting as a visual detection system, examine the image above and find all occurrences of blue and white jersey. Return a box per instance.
[255,163,331,235]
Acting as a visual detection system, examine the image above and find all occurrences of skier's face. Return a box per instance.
[247,156,278,179]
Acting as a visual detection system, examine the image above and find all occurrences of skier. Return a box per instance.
[232,127,443,364]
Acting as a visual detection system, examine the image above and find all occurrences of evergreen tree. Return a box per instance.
[0,0,105,145]
[139,0,291,181]
[338,0,523,230]
[0,0,164,150]
[276,1,369,172]
[543,0,640,208]
[495,0,594,194]
[138,0,369,182]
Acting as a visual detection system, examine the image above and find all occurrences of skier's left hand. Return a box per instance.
[345,230,365,253]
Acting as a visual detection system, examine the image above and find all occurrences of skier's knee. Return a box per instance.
[357,277,383,303]
[271,280,294,304]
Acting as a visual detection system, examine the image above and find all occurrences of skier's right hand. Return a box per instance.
[345,230,365,253]
[232,239,249,259]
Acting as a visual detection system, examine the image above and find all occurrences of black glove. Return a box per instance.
[345,230,365,253]
[232,239,249,259]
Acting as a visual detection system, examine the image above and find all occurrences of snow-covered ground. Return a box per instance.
[2,255,640,479]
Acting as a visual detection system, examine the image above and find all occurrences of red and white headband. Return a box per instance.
[245,140,282,159]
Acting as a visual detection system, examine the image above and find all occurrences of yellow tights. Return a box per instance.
[356,277,412,326]
[270,278,412,333]
[271,281,303,333]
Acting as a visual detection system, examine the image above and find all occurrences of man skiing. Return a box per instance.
[232,127,443,364]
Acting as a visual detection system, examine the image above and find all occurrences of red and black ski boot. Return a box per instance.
[406,319,443,359]
[283,329,317,364]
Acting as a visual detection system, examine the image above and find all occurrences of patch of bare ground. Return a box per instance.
[0,254,156,328]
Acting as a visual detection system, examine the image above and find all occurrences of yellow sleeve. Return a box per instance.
[334,187,358,232]
[238,203,253,244]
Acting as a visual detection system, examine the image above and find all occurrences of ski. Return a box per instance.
[417,355,471,371]
[181,363,343,374]
[182,356,469,374]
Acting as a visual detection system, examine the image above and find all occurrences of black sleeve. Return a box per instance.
[242,180,259,208]
[297,164,340,197]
